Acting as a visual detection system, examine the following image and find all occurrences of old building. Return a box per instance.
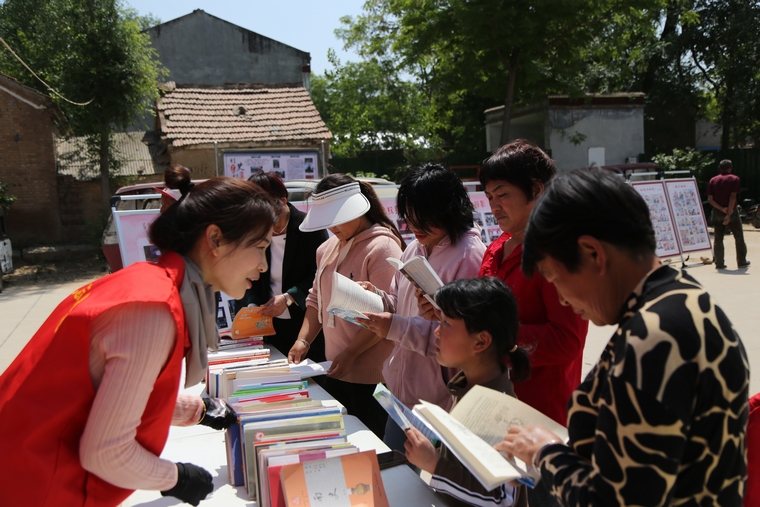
[145,10,311,88]
[0,72,70,246]
[155,82,331,180]
[485,93,645,171]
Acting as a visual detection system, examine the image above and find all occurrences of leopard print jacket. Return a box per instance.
[538,265,749,506]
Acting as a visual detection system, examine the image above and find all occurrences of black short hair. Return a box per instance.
[435,277,530,382]
[479,140,556,200]
[522,169,655,277]
[397,163,474,244]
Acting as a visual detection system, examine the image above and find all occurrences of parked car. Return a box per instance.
[0,206,12,293]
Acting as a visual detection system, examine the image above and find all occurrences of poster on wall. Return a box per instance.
[631,181,681,258]
[223,152,318,181]
[292,191,503,247]
[665,178,712,253]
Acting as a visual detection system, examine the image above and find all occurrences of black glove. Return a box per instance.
[198,396,237,430]
[160,462,213,506]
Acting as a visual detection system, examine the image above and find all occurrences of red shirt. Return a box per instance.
[707,172,741,208]
[0,253,188,507]
[479,233,588,425]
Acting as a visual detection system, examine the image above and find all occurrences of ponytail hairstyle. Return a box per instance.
[248,171,288,214]
[149,165,277,255]
[315,173,406,249]
[435,277,530,382]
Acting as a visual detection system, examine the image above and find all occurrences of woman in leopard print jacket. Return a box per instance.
[499,170,748,507]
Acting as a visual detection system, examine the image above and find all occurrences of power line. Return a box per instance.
[0,35,94,106]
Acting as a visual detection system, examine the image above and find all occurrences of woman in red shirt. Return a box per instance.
[477,140,587,425]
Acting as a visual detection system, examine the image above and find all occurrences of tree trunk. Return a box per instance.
[498,62,519,147]
[99,123,111,217]
[721,81,732,151]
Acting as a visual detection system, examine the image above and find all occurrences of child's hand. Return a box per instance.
[415,289,439,321]
[404,427,439,473]
[360,312,393,338]
[326,349,356,379]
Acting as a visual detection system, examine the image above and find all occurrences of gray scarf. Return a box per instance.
[179,256,219,387]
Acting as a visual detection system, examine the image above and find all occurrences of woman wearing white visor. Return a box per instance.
[288,174,404,437]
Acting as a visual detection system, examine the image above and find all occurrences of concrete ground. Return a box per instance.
[2,226,760,395]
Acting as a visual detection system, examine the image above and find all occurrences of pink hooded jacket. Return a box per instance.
[379,227,485,409]
[305,223,404,384]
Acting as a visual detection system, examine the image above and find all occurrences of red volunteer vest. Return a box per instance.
[0,252,189,507]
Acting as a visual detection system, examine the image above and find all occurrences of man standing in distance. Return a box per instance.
[707,159,749,269]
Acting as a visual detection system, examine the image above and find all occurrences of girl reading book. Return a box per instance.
[359,163,486,452]
[404,277,530,507]
[286,174,404,438]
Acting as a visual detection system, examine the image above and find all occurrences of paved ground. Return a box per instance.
[2,227,760,394]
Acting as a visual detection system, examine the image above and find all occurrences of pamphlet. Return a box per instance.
[232,306,275,338]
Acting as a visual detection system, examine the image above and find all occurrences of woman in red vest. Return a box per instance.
[0,166,276,506]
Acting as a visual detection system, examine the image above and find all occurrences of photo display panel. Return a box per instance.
[631,181,681,258]
[664,178,712,253]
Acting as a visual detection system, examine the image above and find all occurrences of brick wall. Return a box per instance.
[0,87,62,247]
[56,176,104,243]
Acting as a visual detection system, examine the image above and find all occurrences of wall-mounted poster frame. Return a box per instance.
[112,208,161,268]
[222,151,319,181]
[631,181,681,258]
[664,178,712,254]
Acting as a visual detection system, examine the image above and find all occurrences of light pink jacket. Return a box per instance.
[305,224,404,384]
[379,227,486,409]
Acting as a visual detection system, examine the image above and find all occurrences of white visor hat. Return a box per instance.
[299,182,371,232]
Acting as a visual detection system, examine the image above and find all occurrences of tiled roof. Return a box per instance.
[156,84,331,147]
[56,131,167,180]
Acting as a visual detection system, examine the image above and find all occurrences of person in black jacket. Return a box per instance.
[234,173,328,362]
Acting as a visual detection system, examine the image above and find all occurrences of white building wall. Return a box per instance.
[547,107,644,171]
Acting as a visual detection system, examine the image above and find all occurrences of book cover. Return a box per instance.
[266,446,359,507]
[232,306,275,338]
[386,256,443,309]
[326,272,383,329]
[372,384,438,445]
[280,450,390,507]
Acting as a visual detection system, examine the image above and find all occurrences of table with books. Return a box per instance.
[123,344,455,507]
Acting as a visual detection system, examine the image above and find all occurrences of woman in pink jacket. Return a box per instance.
[287,174,404,437]
[361,163,486,451]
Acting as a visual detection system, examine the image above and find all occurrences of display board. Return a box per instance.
[631,181,680,258]
[223,152,319,180]
[630,176,712,259]
[664,178,712,253]
[292,191,501,248]
[112,208,161,268]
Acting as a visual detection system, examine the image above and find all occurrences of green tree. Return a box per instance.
[339,0,660,149]
[0,181,17,213]
[312,50,433,157]
[0,0,165,215]
[684,0,760,150]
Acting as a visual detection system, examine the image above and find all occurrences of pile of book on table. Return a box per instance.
[207,344,388,507]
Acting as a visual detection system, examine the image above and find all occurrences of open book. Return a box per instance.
[327,272,383,329]
[413,385,568,491]
[372,383,438,445]
[386,256,443,309]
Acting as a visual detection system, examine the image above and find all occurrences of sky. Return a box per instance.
[124,0,365,75]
